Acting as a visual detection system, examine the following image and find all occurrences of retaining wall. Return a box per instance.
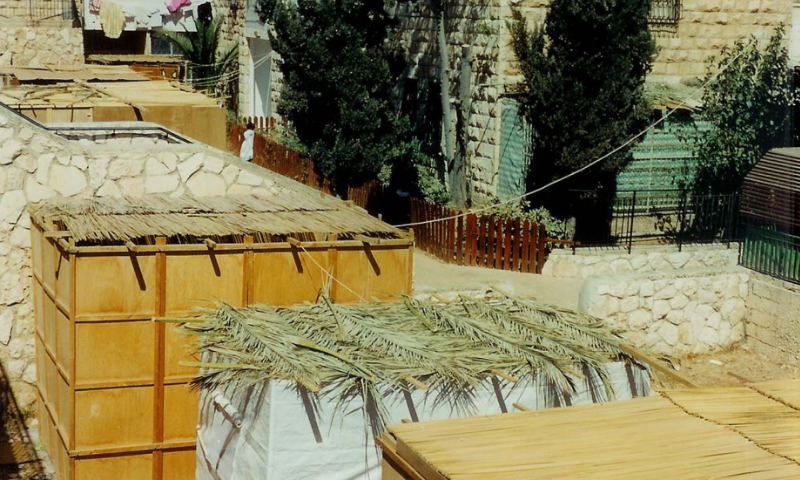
[543,245,740,279]
[579,268,748,356]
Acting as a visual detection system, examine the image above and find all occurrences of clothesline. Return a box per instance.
[88,0,205,38]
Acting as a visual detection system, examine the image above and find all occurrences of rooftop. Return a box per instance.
[29,194,402,244]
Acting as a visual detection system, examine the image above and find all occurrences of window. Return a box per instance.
[648,0,682,26]
[151,32,187,56]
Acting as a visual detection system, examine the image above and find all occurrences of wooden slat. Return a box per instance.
[478,215,487,268]
[495,219,503,269]
[503,218,514,270]
[511,219,520,271]
[529,222,539,273]
[537,223,546,274]
[456,215,464,266]
[486,215,494,269]
[521,220,530,273]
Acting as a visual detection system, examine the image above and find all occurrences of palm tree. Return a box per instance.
[156,16,238,100]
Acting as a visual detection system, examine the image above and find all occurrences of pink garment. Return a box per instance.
[89,0,102,13]
[166,0,191,13]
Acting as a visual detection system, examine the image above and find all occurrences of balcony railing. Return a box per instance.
[0,0,75,21]
[649,0,682,25]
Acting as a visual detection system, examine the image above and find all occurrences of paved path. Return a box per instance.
[413,253,584,311]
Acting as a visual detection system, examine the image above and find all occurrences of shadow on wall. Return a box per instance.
[0,362,44,478]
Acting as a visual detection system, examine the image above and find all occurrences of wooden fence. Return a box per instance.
[228,120,383,213]
[410,198,549,274]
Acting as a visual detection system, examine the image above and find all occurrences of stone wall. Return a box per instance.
[507,0,793,84]
[390,0,503,201]
[745,272,800,359]
[579,268,748,356]
[543,245,740,279]
[0,109,307,414]
[0,25,84,67]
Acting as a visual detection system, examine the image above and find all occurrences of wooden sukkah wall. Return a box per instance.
[30,214,413,480]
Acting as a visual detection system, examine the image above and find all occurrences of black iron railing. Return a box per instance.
[582,189,741,253]
[649,0,682,25]
[0,0,75,21]
[740,219,800,285]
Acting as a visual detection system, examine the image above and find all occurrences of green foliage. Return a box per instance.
[475,199,570,241]
[510,0,656,236]
[256,0,420,194]
[415,164,452,206]
[156,17,238,105]
[693,27,794,195]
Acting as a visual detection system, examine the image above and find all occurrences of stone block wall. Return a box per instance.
[0,109,301,414]
[579,268,748,356]
[390,0,503,200]
[745,272,800,359]
[505,0,792,84]
[543,245,739,279]
[0,25,84,67]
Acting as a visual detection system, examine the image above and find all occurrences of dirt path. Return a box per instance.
[413,253,583,310]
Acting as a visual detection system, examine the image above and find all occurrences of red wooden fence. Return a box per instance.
[410,198,549,274]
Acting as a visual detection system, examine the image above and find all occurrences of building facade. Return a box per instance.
[217,0,794,201]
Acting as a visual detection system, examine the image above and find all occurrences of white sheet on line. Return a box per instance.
[196,362,650,480]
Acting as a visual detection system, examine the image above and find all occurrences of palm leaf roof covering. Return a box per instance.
[180,292,650,432]
[28,194,401,243]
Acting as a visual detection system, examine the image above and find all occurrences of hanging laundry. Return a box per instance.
[166,0,191,14]
[89,0,102,13]
[99,1,125,39]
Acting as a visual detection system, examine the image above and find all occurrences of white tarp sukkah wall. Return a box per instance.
[196,362,650,480]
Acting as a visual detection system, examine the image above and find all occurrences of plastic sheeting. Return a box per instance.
[196,362,650,480]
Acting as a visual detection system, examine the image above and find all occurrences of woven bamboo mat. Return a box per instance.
[385,380,800,479]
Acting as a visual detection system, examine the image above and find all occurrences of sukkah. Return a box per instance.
[29,194,402,244]
[181,291,651,432]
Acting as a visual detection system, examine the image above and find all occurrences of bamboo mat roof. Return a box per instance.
[383,379,800,480]
[29,194,401,243]
[0,65,148,82]
[181,293,649,432]
[0,81,220,108]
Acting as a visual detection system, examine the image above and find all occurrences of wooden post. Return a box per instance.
[153,236,167,480]
[243,236,254,304]
[327,234,339,301]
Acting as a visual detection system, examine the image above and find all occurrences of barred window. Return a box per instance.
[649,0,682,25]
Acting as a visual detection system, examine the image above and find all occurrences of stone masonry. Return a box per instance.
[543,245,740,279]
[745,271,800,359]
[579,268,749,356]
[0,108,319,415]
[0,25,84,67]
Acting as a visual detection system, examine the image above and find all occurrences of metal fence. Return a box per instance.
[0,0,74,20]
[739,220,800,285]
[585,189,741,253]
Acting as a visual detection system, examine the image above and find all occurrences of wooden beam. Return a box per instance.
[355,234,379,245]
[512,402,532,412]
[44,231,72,239]
[286,237,301,247]
[616,343,700,388]
[490,369,519,384]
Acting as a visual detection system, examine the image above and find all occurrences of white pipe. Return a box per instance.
[213,391,244,429]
